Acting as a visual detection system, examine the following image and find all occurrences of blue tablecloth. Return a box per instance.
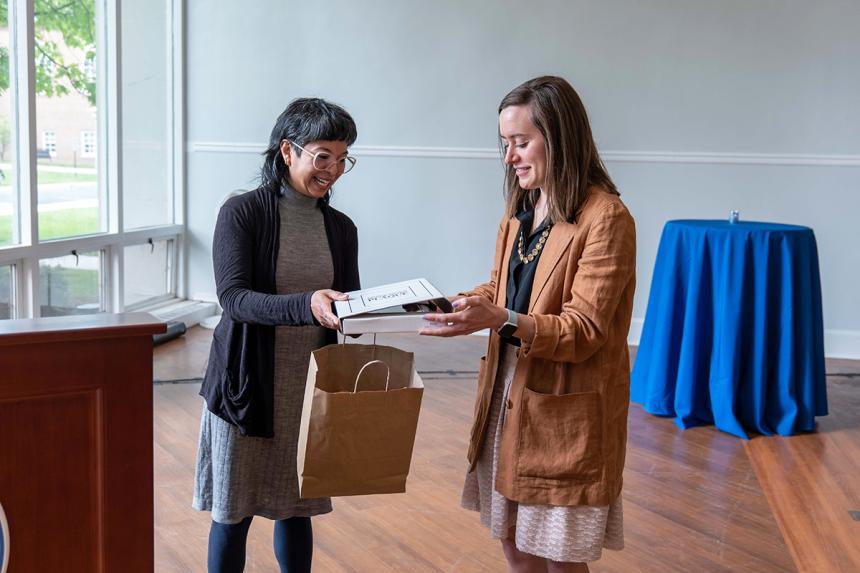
[631,220,828,438]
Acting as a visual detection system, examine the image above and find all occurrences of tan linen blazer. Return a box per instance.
[463,187,636,507]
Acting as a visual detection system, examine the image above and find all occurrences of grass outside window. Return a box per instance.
[0,208,99,245]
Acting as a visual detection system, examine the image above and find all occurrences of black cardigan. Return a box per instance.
[199,186,360,437]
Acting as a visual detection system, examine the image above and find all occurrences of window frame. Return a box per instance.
[0,0,185,319]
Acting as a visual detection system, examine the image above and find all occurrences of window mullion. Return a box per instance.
[18,258,37,318]
[172,0,186,299]
[108,244,122,312]
[168,236,178,299]
[104,0,122,236]
[13,0,40,316]
[103,0,123,310]
[14,0,38,247]
[12,0,39,245]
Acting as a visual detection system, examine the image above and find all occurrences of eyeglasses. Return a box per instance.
[287,141,357,174]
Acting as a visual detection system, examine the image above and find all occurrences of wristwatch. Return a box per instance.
[496,308,518,338]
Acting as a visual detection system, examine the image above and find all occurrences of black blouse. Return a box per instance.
[503,208,551,346]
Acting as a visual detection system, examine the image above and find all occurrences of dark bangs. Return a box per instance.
[259,98,358,195]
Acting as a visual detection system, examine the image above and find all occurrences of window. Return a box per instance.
[37,5,100,240]
[39,252,104,317]
[1,20,16,248]
[43,130,57,157]
[0,0,183,319]
[122,0,174,229]
[124,239,174,307]
[81,131,96,158]
[0,265,13,319]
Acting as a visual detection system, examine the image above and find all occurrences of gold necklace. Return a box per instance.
[517,224,552,264]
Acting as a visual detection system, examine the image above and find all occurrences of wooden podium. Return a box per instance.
[0,313,165,573]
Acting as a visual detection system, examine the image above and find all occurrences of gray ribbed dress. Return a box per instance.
[193,186,334,524]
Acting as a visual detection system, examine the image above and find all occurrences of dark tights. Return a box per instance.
[208,516,313,573]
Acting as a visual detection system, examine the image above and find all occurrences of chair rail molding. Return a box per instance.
[189,142,860,167]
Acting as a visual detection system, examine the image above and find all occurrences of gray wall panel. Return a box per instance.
[185,0,860,356]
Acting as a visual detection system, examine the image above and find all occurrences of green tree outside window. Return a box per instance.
[0,0,96,106]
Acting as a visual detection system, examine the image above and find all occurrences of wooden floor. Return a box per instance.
[744,359,860,573]
[153,327,860,572]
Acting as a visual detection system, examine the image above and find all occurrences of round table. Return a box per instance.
[631,219,828,438]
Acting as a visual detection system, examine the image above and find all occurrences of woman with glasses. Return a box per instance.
[422,76,636,572]
[193,97,360,573]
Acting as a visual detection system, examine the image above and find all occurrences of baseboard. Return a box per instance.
[824,330,860,360]
[628,317,644,347]
[143,299,217,328]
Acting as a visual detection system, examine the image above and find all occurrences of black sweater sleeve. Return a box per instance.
[213,197,315,326]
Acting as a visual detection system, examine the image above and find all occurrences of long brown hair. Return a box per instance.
[499,76,618,223]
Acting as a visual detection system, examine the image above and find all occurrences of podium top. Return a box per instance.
[0,312,166,347]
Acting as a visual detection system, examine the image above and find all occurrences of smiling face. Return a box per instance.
[281,139,350,199]
[499,104,547,191]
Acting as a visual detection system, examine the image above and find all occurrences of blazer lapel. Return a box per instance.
[496,217,520,307]
[528,222,575,311]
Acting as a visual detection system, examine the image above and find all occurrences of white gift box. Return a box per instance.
[334,278,451,335]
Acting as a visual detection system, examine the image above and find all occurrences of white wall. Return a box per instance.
[184,0,860,358]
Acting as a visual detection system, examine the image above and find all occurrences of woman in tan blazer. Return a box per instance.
[422,76,636,573]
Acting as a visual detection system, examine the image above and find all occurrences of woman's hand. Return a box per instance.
[419,295,508,337]
[311,289,349,330]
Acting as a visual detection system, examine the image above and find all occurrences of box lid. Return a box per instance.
[334,278,446,319]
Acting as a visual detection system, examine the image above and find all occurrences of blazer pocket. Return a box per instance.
[517,388,602,482]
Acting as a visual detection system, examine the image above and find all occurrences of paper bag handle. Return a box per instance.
[354,360,390,392]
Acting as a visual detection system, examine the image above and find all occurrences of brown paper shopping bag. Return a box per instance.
[297,343,424,498]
